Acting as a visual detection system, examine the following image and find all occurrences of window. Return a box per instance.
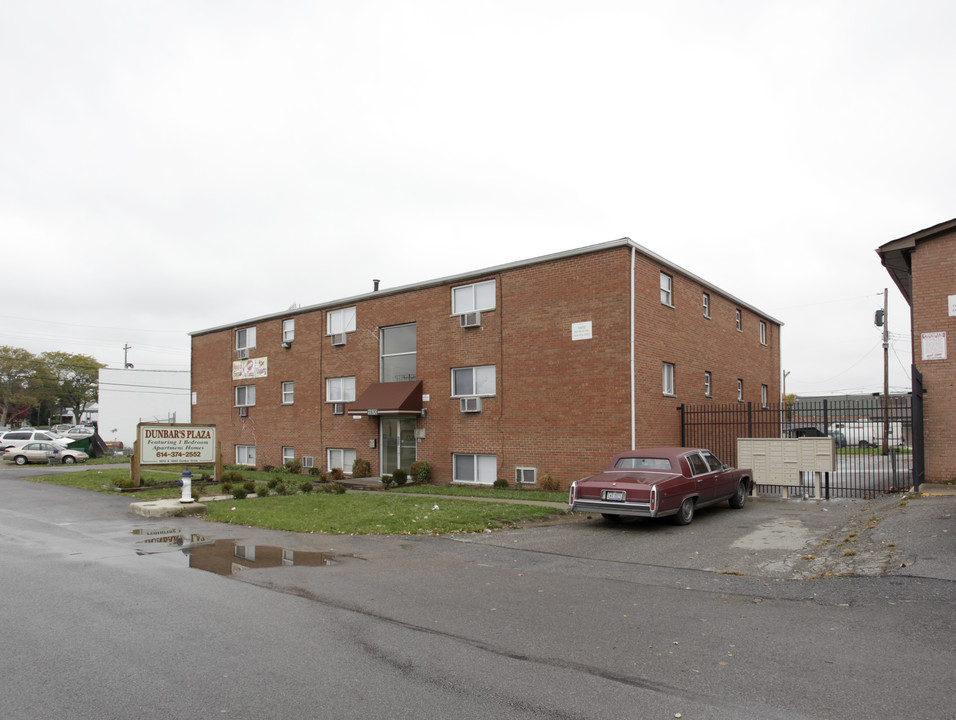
[302,456,314,469]
[761,384,768,408]
[662,363,675,396]
[235,385,256,406]
[328,448,356,474]
[702,451,723,471]
[702,293,710,318]
[452,280,495,314]
[735,310,742,332]
[381,323,416,382]
[760,321,767,345]
[327,307,357,336]
[660,273,673,306]
[453,453,497,484]
[236,445,256,466]
[687,452,709,476]
[704,371,712,397]
[326,376,356,402]
[737,379,744,402]
[281,381,294,405]
[452,365,496,397]
[282,319,295,343]
[236,327,256,350]
[515,467,537,484]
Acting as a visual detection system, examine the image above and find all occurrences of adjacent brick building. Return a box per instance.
[190,239,781,487]
[879,218,956,485]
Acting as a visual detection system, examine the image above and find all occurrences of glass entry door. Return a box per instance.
[381,416,417,475]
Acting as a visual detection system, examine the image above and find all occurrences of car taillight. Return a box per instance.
[569,481,577,504]
[650,485,657,513]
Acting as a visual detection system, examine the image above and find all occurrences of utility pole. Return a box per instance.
[123,344,134,369]
[879,289,889,455]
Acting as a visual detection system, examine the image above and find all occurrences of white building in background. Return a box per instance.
[97,368,191,448]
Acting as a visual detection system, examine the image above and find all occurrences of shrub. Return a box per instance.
[221,470,245,485]
[275,481,289,496]
[113,477,136,489]
[299,481,314,493]
[392,468,408,486]
[232,486,248,500]
[538,474,560,492]
[410,461,432,484]
[263,465,274,473]
[254,483,270,497]
[191,489,200,502]
[381,475,395,489]
[308,467,323,478]
[221,481,233,494]
[267,477,281,489]
[283,459,302,475]
[351,457,371,478]
[328,467,345,481]
[242,480,256,494]
[493,478,509,489]
[322,482,347,494]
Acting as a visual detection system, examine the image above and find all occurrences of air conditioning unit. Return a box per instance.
[238,406,248,417]
[237,348,250,360]
[280,341,291,349]
[331,333,347,346]
[332,403,345,415]
[460,396,482,413]
[460,311,481,328]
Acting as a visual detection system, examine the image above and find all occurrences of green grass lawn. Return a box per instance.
[26,468,568,534]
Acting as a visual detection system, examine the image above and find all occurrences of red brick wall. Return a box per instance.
[191,244,781,487]
[911,231,956,483]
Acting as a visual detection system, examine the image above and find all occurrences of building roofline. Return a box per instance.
[876,216,956,305]
[189,237,783,337]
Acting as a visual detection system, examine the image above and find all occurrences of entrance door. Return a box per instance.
[381,416,417,475]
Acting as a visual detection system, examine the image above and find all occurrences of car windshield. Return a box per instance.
[614,457,673,471]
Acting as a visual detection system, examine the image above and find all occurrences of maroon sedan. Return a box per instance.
[569,447,753,525]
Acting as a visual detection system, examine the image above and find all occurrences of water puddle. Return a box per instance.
[132,528,355,575]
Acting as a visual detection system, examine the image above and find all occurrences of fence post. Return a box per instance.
[747,402,753,438]
[678,404,686,447]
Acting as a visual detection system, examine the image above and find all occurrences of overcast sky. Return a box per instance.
[2,1,952,397]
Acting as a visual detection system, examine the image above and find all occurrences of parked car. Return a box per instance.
[0,430,72,450]
[569,447,753,525]
[65,425,96,439]
[49,424,74,436]
[2,441,89,465]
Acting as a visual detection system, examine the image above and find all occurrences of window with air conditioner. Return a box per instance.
[282,319,295,343]
[453,453,497,484]
[236,327,256,355]
[452,365,495,397]
[459,311,481,328]
[452,279,496,315]
[326,376,356,403]
[327,307,356,339]
[515,467,537,485]
[235,385,256,407]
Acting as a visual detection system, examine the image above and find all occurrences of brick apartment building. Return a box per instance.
[189,239,782,487]
[879,218,956,485]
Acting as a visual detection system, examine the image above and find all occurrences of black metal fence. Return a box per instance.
[678,397,915,498]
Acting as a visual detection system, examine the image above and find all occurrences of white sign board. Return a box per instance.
[921,332,947,361]
[571,321,593,341]
[139,424,217,464]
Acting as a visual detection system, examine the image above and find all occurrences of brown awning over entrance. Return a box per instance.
[348,380,423,416]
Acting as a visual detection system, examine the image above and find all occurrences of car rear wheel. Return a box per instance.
[672,497,695,525]
[14,455,28,466]
[62,456,76,464]
[601,513,621,522]
[729,480,747,509]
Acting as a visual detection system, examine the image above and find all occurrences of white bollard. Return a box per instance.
[179,468,194,503]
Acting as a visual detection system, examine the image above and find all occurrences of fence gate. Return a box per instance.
[678,398,915,498]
